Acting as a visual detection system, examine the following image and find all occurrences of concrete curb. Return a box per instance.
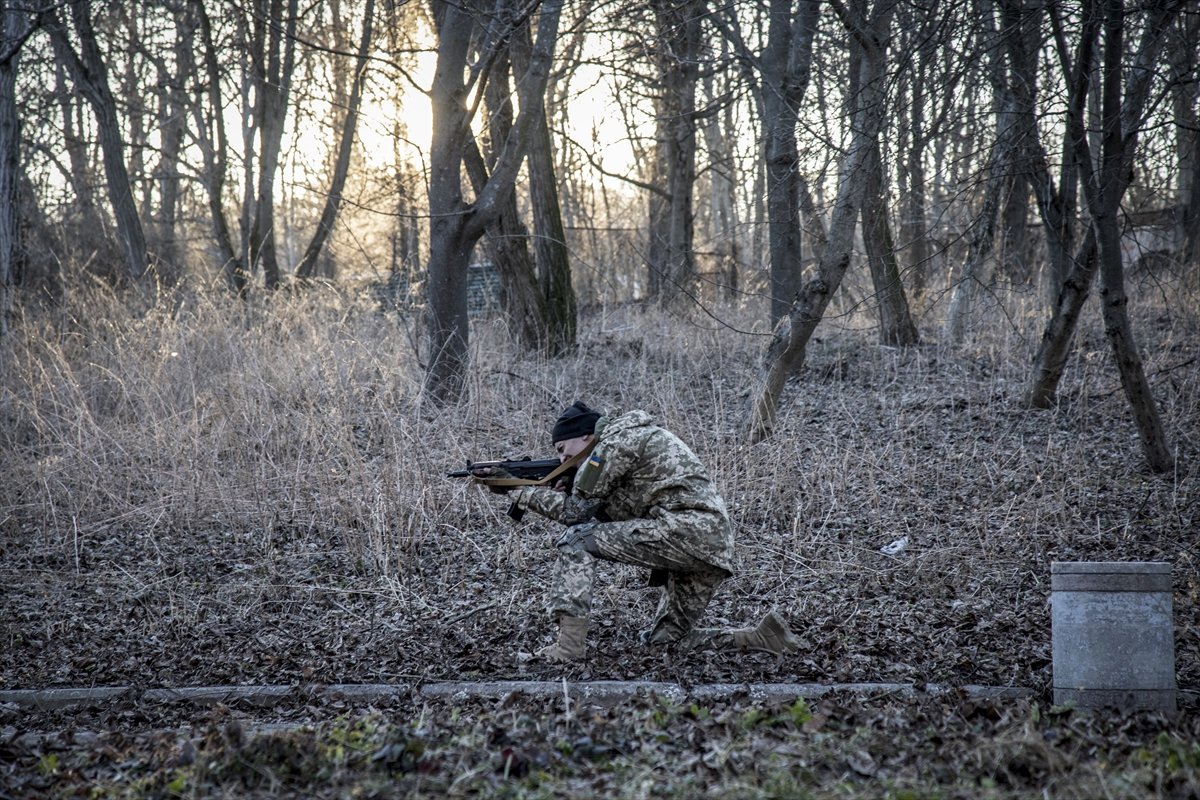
[1,681,1034,712]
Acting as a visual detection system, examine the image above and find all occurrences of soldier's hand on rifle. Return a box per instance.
[471,465,515,494]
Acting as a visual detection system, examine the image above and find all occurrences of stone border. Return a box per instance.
[1,680,1034,712]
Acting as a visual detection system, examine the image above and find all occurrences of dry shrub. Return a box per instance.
[3,278,1197,564]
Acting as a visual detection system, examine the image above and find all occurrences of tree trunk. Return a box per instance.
[650,0,702,310]
[713,0,819,322]
[941,113,1014,345]
[513,21,577,354]
[55,60,96,232]
[473,34,546,350]
[528,107,576,353]
[192,0,245,294]
[249,0,298,290]
[0,6,27,341]
[1025,134,1076,310]
[1084,0,1174,472]
[1183,116,1200,271]
[862,141,919,345]
[1026,0,1176,410]
[896,65,930,300]
[152,5,197,287]
[464,137,545,350]
[1170,14,1200,269]
[1026,230,1098,408]
[943,2,1017,346]
[295,0,375,281]
[746,0,895,443]
[47,1,150,286]
[644,118,670,300]
[702,66,740,300]
[424,0,563,404]
[762,0,819,324]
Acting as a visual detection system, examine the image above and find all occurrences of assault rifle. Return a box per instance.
[448,446,594,521]
[447,457,563,483]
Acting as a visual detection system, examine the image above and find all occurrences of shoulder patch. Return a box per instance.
[574,452,604,495]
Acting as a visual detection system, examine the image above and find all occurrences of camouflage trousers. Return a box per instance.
[547,511,734,648]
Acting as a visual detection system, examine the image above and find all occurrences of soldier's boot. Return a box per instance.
[730,610,800,655]
[535,615,589,662]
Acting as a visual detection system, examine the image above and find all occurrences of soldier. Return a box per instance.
[504,400,800,663]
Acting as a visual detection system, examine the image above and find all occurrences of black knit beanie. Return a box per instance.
[551,400,602,443]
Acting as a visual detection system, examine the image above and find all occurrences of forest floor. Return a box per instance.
[1,284,1198,798]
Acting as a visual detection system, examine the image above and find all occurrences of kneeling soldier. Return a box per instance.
[506,400,800,663]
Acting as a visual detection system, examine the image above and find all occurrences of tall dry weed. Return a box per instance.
[1,276,1196,597]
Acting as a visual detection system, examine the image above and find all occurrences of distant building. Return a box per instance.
[373,262,502,317]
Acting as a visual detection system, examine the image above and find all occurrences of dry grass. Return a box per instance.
[2,273,1198,798]
[1,276,1197,691]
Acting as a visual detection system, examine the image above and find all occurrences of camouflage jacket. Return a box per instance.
[522,410,734,574]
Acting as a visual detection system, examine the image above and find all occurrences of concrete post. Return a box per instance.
[1051,561,1176,711]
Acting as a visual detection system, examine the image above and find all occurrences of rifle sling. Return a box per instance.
[474,441,596,489]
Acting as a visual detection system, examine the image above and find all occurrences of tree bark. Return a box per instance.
[473,32,546,350]
[1026,0,1176,411]
[192,0,246,294]
[649,0,702,310]
[745,0,895,443]
[248,0,299,290]
[512,20,576,354]
[862,141,919,345]
[1169,14,1200,270]
[713,0,819,324]
[295,0,375,281]
[701,65,740,300]
[896,61,929,300]
[46,1,150,286]
[464,135,545,350]
[762,0,819,324]
[1082,0,1175,472]
[0,5,27,341]
[424,0,563,404]
[152,4,197,287]
[941,109,1015,345]
[943,2,1018,346]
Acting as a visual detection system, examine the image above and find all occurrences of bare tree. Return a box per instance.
[943,0,1024,345]
[424,0,563,404]
[512,19,576,354]
[144,3,198,286]
[1075,0,1176,472]
[0,5,34,341]
[295,0,376,281]
[1167,12,1200,269]
[745,0,896,443]
[646,0,701,308]
[1026,0,1178,418]
[699,60,740,300]
[862,140,919,345]
[45,0,150,285]
[714,0,821,325]
[470,37,545,351]
[191,0,245,293]
[246,0,299,290]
